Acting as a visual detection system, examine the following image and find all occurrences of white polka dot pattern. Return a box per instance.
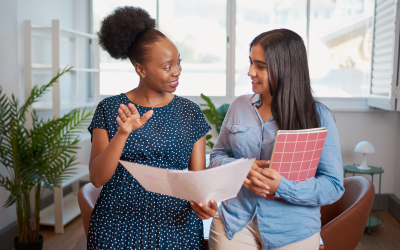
[86,93,211,250]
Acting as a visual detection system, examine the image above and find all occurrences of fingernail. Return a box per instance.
[265,191,269,194]
[199,203,203,207]
[211,200,215,204]
[265,185,270,190]
[190,201,193,205]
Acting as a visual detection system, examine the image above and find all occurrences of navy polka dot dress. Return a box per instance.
[87,93,211,250]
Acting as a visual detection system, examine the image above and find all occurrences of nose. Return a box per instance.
[248,64,256,77]
[172,63,181,77]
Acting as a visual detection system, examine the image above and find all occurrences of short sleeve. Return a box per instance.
[191,104,212,143]
[87,102,108,142]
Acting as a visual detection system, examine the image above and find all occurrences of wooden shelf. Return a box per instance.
[62,164,89,187]
[40,192,81,227]
[26,19,100,233]
[32,63,99,72]
[32,102,96,111]
[32,25,98,40]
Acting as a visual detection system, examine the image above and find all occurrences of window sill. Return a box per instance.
[316,97,391,112]
[189,96,391,113]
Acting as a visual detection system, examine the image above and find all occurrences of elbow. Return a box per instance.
[334,184,345,202]
[328,180,345,204]
[89,171,104,188]
[90,178,102,188]
[91,181,102,189]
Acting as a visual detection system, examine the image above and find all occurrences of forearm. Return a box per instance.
[275,173,344,206]
[89,130,130,187]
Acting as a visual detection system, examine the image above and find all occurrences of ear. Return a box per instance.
[134,63,146,78]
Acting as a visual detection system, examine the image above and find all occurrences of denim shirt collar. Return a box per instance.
[250,94,275,123]
[250,94,262,107]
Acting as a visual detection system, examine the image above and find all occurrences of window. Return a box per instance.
[159,0,226,96]
[235,0,307,96]
[93,0,399,110]
[309,0,374,97]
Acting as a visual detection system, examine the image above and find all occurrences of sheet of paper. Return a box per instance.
[119,158,255,204]
[120,162,173,196]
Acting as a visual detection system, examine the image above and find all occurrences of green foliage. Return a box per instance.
[0,67,93,243]
[200,93,230,149]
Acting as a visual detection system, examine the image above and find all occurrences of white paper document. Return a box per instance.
[119,158,255,204]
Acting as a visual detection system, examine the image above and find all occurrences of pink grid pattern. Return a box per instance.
[265,129,327,200]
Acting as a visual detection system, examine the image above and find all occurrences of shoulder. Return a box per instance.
[315,102,335,126]
[231,94,254,105]
[174,95,202,113]
[227,94,255,113]
[98,94,125,110]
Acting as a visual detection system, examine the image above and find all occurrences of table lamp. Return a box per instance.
[354,141,375,170]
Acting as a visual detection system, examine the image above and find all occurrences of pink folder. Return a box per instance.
[265,128,328,200]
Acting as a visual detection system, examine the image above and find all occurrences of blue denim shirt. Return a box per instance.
[210,94,344,250]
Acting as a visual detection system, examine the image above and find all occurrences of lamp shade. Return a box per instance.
[354,141,375,154]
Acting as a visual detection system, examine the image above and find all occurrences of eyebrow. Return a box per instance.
[159,60,173,66]
[249,56,266,64]
[159,54,181,66]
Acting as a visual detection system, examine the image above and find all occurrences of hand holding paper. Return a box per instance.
[119,158,255,204]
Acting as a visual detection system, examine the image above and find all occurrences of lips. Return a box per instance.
[168,80,179,88]
[252,80,261,85]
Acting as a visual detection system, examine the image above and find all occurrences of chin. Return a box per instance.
[252,86,264,95]
[166,86,177,93]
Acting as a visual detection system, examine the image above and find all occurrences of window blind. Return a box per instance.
[368,0,400,110]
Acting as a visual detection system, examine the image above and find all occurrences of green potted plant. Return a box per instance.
[0,67,92,250]
[200,93,230,149]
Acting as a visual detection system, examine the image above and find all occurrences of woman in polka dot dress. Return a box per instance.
[87,7,218,250]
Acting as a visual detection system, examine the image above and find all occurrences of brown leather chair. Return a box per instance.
[77,183,103,237]
[319,176,375,250]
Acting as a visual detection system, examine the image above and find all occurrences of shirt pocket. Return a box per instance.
[227,124,250,157]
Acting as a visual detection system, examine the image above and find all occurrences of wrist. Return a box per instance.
[275,176,290,198]
[116,129,131,138]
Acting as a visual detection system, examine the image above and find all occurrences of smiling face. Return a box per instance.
[248,43,272,96]
[136,37,182,93]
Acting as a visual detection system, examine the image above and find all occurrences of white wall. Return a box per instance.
[0,0,21,234]
[333,110,399,194]
[394,115,400,198]
[0,0,91,232]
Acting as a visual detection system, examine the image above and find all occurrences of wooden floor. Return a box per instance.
[10,211,400,250]
[355,211,400,250]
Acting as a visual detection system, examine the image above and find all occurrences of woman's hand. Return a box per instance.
[243,160,278,197]
[116,103,153,135]
[259,168,282,195]
[190,200,219,220]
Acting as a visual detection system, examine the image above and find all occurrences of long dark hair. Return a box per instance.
[250,29,321,130]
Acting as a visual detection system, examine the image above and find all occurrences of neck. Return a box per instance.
[128,80,169,107]
[261,93,272,107]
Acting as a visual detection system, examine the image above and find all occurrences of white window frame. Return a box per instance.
[368,0,400,111]
[93,0,400,112]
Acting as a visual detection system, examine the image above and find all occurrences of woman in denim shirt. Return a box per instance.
[209,29,344,250]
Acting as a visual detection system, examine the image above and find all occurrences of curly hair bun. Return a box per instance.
[97,6,156,59]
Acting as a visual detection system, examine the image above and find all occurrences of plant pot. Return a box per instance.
[14,234,44,250]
